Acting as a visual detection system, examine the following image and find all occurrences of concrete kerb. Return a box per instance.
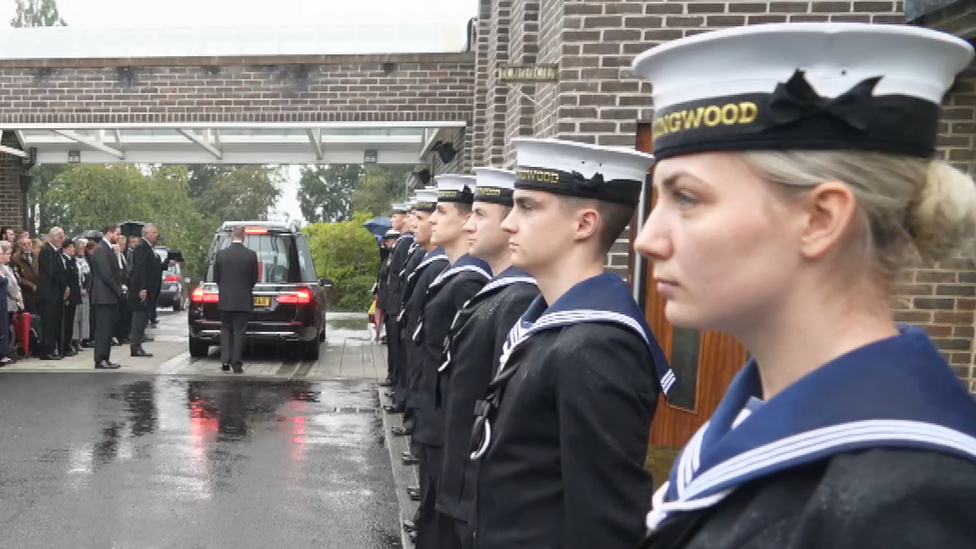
[377,386,419,548]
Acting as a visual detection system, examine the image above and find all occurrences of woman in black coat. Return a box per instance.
[61,239,81,357]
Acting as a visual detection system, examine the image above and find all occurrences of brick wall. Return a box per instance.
[503,0,540,166]
[533,0,563,139]
[482,0,513,167]
[0,53,474,124]
[0,133,27,230]
[469,1,493,168]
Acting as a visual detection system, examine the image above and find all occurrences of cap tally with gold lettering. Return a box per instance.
[472,167,516,206]
[404,199,417,211]
[512,138,655,207]
[434,174,476,204]
[631,23,974,161]
[413,190,437,212]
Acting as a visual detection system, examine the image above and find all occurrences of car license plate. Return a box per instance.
[254,296,271,307]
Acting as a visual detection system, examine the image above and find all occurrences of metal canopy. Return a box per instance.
[1,122,464,165]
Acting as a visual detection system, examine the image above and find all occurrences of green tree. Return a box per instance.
[28,164,69,234]
[351,165,417,216]
[10,0,66,27]
[304,212,380,311]
[297,164,363,223]
[197,166,284,222]
[42,165,155,234]
[186,165,233,200]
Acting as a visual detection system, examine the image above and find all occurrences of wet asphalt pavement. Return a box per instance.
[0,373,398,548]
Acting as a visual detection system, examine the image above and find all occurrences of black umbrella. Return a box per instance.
[165,249,185,263]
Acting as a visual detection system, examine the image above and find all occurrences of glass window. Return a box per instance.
[295,234,318,282]
[667,327,701,411]
[207,233,302,283]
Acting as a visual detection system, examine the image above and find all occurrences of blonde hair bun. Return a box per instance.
[907,160,976,263]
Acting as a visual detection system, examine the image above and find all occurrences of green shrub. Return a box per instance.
[304,212,381,312]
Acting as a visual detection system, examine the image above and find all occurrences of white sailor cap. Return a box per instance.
[390,203,408,214]
[472,167,516,206]
[512,138,655,206]
[434,174,476,204]
[631,23,974,160]
[413,190,438,212]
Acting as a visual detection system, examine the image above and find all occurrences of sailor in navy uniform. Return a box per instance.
[399,189,450,524]
[379,202,409,387]
[434,167,540,549]
[393,199,428,423]
[412,174,493,549]
[631,23,976,549]
[384,201,415,412]
[470,138,675,549]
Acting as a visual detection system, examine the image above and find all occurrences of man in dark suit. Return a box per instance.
[90,224,124,370]
[37,227,68,360]
[214,226,259,373]
[127,224,163,358]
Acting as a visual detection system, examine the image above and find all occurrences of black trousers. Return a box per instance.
[385,314,399,380]
[433,512,472,549]
[62,304,76,350]
[38,297,63,356]
[116,298,131,341]
[149,290,159,323]
[129,303,150,347]
[220,310,249,366]
[94,303,118,364]
[416,444,445,549]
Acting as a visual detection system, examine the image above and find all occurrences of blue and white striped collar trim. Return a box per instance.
[429,254,492,290]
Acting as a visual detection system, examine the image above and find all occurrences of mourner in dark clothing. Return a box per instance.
[115,237,133,345]
[127,224,164,358]
[470,138,674,549]
[434,168,539,549]
[631,23,976,549]
[12,233,38,314]
[383,202,415,400]
[60,239,81,357]
[90,224,124,370]
[214,226,259,374]
[412,175,492,549]
[37,227,69,360]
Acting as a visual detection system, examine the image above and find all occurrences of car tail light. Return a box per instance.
[191,287,219,303]
[277,288,312,305]
[244,227,268,234]
[164,275,179,282]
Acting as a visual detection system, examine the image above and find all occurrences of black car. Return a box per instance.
[187,221,332,360]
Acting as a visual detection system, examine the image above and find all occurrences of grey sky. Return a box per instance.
[2,0,478,224]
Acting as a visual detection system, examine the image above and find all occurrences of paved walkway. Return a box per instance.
[0,310,389,382]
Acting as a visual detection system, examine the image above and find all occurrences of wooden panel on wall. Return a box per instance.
[634,122,749,448]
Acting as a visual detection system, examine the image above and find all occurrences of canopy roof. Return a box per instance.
[0,122,464,165]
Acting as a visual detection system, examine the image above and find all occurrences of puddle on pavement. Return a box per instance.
[646,445,682,491]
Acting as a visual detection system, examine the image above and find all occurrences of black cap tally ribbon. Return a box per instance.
[764,69,881,132]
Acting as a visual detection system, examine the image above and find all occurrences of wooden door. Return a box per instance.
[633,123,748,448]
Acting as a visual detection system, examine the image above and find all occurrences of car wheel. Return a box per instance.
[319,328,326,342]
[173,299,183,312]
[189,337,209,358]
[300,338,320,361]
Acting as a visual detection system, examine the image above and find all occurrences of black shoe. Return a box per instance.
[402,519,417,532]
[232,364,244,374]
[383,405,403,414]
[379,378,393,387]
[391,426,413,437]
[130,347,153,357]
[40,354,61,360]
[143,336,155,342]
[95,360,121,370]
[402,454,419,465]
[407,530,416,543]
[63,349,78,357]
[221,364,231,372]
